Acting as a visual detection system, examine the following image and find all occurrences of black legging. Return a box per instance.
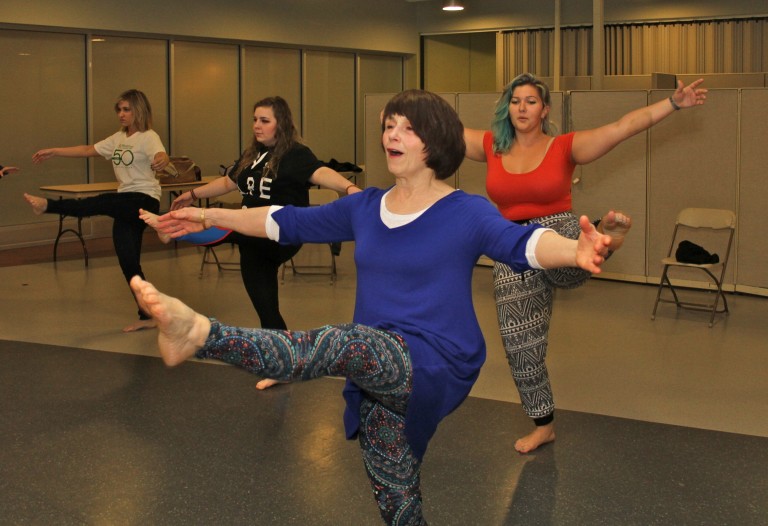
[204,232,300,329]
[46,192,160,319]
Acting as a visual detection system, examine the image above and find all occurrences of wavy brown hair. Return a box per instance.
[233,96,301,179]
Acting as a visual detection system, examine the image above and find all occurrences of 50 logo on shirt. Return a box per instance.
[112,148,135,166]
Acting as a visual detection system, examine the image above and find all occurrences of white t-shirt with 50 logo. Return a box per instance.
[95,129,166,200]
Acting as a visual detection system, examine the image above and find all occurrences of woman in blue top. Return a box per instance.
[131,89,612,525]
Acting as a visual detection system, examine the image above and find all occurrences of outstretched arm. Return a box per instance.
[309,166,363,195]
[0,166,20,178]
[570,78,708,165]
[170,175,237,210]
[32,145,98,163]
[534,216,611,274]
[156,205,270,239]
[464,128,487,162]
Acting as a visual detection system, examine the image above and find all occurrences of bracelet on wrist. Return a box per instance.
[200,207,208,229]
[669,96,681,111]
[190,188,198,201]
[345,184,359,195]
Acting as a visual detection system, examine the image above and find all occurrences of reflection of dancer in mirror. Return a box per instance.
[1,165,20,178]
[136,89,614,524]
[141,96,360,390]
[463,73,707,453]
[23,89,170,332]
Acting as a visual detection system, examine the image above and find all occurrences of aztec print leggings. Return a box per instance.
[493,211,590,425]
[196,320,427,526]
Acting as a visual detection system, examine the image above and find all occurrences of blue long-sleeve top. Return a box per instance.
[273,187,541,459]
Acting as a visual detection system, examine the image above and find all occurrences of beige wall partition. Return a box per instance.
[91,36,169,183]
[455,93,497,199]
[423,33,496,93]
[357,54,404,168]
[241,47,302,155]
[172,41,240,178]
[0,30,86,240]
[302,50,355,165]
[363,93,394,190]
[570,90,648,281]
[647,89,739,287]
[737,88,768,293]
[0,0,420,55]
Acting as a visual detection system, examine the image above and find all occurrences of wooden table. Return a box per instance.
[39,176,217,266]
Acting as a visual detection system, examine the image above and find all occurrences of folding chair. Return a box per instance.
[651,208,736,327]
[281,188,339,285]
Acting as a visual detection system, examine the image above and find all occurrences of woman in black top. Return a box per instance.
[167,96,360,331]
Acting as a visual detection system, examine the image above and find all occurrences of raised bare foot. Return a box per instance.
[514,423,556,454]
[598,210,632,252]
[122,318,158,333]
[139,208,172,244]
[255,378,283,390]
[129,276,211,366]
[24,193,48,215]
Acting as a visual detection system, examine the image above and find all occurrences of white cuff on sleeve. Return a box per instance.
[265,205,284,241]
[525,227,553,269]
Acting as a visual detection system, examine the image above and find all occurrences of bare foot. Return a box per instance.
[255,378,284,390]
[514,423,556,454]
[129,276,211,366]
[597,210,632,252]
[122,318,158,333]
[139,208,172,244]
[24,193,48,215]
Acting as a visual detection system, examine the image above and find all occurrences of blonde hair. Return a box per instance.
[115,89,153,132]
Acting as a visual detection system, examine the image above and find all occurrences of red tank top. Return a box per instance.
[484,131,576,221]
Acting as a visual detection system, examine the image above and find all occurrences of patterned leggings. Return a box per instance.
[493,212,590,425]
[197,321,427,526]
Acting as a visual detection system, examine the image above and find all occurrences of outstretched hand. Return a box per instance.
[152,207,207,238]
[672,78,708,109]
[0,166,20,178]
[32,149,55,164]
[575,215,611,274]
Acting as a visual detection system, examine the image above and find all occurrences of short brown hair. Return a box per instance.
[382,90,465,180]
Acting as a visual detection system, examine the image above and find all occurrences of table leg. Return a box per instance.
[53,208,89,267]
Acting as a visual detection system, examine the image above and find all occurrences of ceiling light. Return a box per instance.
[443,0,464,11]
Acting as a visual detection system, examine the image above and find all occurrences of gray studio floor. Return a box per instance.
[1,238,766,525]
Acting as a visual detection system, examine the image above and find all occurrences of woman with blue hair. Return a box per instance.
[463,73,707,453]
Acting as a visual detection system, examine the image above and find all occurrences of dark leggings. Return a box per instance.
[46,192,160,319]
[193,231,300,329]
[197,321,426,525]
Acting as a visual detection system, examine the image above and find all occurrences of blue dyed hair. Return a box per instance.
[490,73,558,154]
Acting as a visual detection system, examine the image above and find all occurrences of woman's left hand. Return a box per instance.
[671,78,708,109]
[153,207,206,238]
